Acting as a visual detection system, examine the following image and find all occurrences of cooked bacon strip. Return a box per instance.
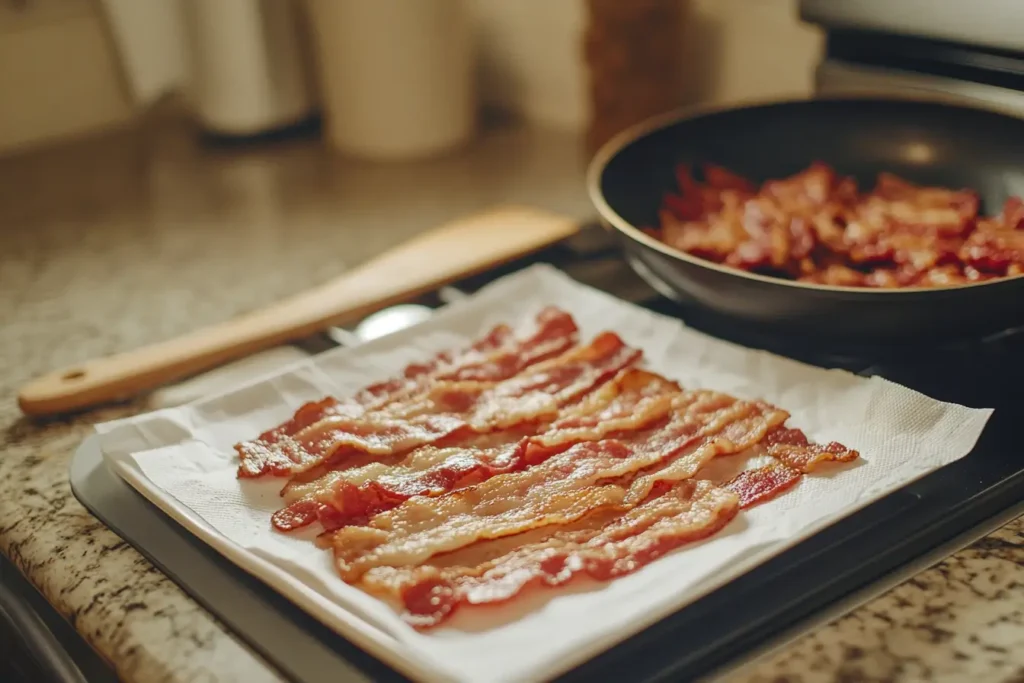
[277,331,642,490]
[328,391,778,581]
[272,370,681,532]
[236,307,579,478]
[358,479,739,628]
[723,463,802,508]
[358,306,579,404]
[764,427,859,472]
[358,427,856,628]
[652,161,1024,288]
[620,397,789,506]
[273,440,529,531]
[721,426,859,508]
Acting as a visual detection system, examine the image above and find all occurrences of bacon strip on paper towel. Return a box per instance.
[357,480,740,628]
[236,306,580,478]
[357,427,858,628]
[271,369,681,532]
[722,426,860,508]
[275,331,642,493]
[328,390,789,582]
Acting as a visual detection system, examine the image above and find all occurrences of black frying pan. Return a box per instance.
[588,96,1024,348]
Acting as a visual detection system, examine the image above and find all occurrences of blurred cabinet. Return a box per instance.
[0,0,133,155]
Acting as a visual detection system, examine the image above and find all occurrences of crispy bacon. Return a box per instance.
[621,397,790,506]
[273,369,681,532]
[273,440,531,532]
[764,426,859,472]
[358,480,739,628]
[233,310,864,628]
[328,391,786,581]
[274,332,642,492]
[236,307,579,478]
[719,425,860,508]
[649,162,1024,287]
[241,328,629,484]
[723,463,802,508]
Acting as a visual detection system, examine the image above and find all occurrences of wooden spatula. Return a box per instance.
[18,205,580,417]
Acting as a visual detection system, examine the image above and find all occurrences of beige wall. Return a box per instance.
[0,0,133,156]
[0,0,821,155]
[683,0,823,105]
[471,0,823,127]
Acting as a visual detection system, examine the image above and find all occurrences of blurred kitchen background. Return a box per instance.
[0,0,821,158]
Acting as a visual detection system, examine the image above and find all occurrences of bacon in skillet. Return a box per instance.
[271,369,681,532]
[328,390,785,581]
[276,331,642,491]
[652,161,1024,287]
[958,199,1024,276]
[236,307,579,478]
[358,480,739,629]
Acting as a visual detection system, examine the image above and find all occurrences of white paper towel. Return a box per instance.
[95,264,993,683]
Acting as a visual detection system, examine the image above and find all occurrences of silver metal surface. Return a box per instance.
[325,286,470,347]
[801,0,1024,53]
[816,58,1024,119]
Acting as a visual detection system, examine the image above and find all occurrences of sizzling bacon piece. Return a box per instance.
[358,480,739,628]
[272,369,681,532]
[236,307,579,478]
[958,203,1024,276]
[650,162,1024,287]
[328,390,786,581]
[275,331,642,492]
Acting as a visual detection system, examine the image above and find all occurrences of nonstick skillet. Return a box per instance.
[588,96,1024,348]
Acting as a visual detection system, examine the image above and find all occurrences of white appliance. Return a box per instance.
[801,0,1024,117]
[100,0,317,137]
[180,0,316,136]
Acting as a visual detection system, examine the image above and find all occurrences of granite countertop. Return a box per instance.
[0,119,1021,683]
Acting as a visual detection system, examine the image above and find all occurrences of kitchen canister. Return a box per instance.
[306,0,476,160]
[180,0,317,136]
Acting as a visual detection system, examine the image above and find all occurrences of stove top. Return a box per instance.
[800,0,1024,55]
[69,226,1024,683]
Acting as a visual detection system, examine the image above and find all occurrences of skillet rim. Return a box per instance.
[586,93,1024,297]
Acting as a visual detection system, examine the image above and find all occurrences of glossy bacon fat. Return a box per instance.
[232,307,861,629]
[650,162,1024,288]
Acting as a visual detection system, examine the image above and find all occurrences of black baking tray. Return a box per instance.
[70,238,1024,682]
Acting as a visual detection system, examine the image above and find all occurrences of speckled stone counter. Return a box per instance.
[1,120,1021,683]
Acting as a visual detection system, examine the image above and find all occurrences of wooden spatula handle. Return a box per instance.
[18,205,580,417]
